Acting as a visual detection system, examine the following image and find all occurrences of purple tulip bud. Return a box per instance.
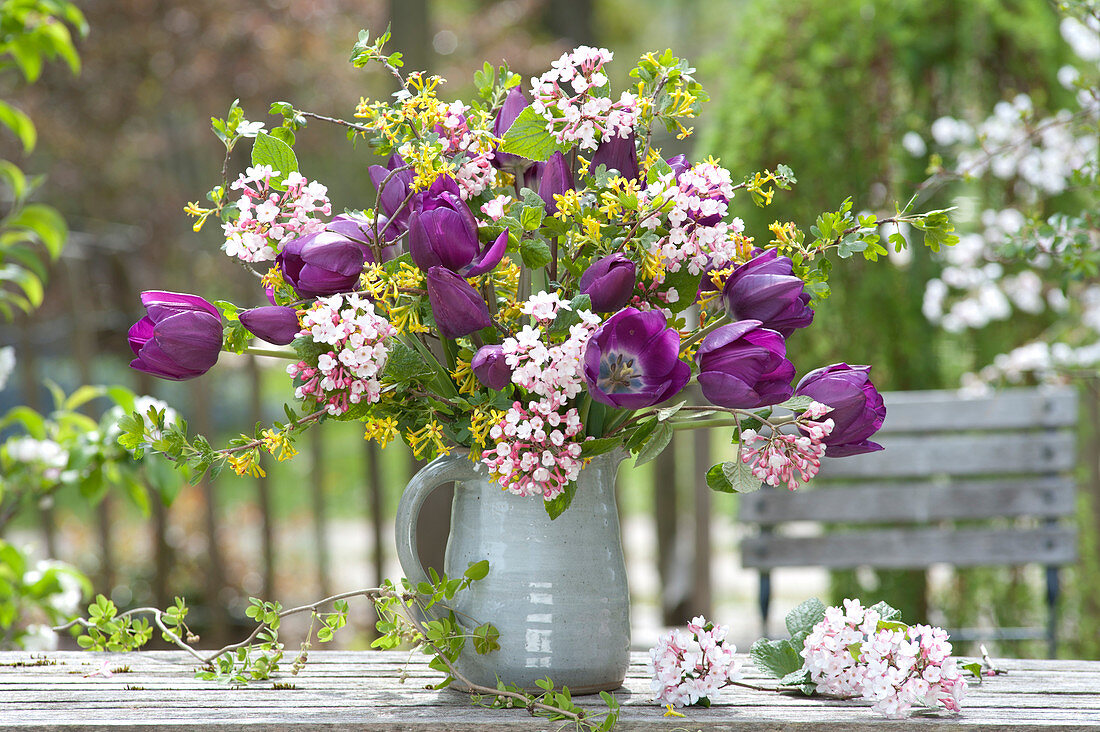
[722,249,814,337]
[579,254,637,313]
[409,181,508,276]
[795,363,886,457]
[129,291,222,381]
[591,132,640,181]
[425,266,492,340]
[471,344,512,390]
[327,213,400,261]
[368,154,415,234]
[276,231,367,298]
[583,307,690,409]
[492,87,532,171]
[239,305,300,346]
[537,151,575,214]
[696,320,795,409]
[666,154,690,178]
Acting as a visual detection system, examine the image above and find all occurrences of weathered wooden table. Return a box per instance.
[1,650,1098,730]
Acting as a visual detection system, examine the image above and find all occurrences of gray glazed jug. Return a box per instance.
[395,450,630,693]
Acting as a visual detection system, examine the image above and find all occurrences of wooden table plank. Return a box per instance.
[0,651,1097,730]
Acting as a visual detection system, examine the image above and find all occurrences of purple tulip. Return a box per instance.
[666,154,690,178]
[276,231,367,298]
[368,154,415,234]
[591,132,639,181]
[583,307,690,409]
[722,249,814,337]
[695,320,795,409]
[795,363,886,457]
[471,344,512,390]
[239,305,300,346]
[579,254,637,313]
[327,213,400,261]
[492,87,531,170]
[129,291,222,381]
[409,180,508,277]
[537,151,575,214]
[425,266,492,340]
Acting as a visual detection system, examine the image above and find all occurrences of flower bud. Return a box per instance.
[368,154,414,235]
[722,249,813,337]
[579,254,636,313]
[695,320,795,408]
[425,266,492,340]
[276,231,367,298]
[591,132,639,181]
[795,363,885,457]
[239,305,300,346]
[471,344,512,390]
[129,291,222,381]
[537,151,575,214]
[409,179,508,276]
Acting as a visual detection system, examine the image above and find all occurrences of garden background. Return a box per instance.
[1,0,1097,659]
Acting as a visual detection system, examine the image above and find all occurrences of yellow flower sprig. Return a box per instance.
[406,419,451,460]
[261,428,298,462]
[227,448,265,478]
[363,415,400,448]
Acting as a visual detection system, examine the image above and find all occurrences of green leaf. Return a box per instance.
[382,338,438,383]
[785,598,827,652]
[463,560,490,581]
[499,106,570,162]
[646,156,674,184]
[780,668,812,686]
[633,421,673,467]
[580,437,620,457]
[549,294,591,335]
[661,268,702,314]
[519,205,545,231]
[776,395,816,412]
[868,600,902,623]
[6,203,67,259]
[544,481,578,520]
[0,101,36,153]
[655,401,685,422]
[749,638,804,680]
[520,238,552,269]
[0,405,46,438]
[706,460,761,494]
[471,623,500,654]
[63,385,106,412]
[962,662,984,681]
[251,132,299,189]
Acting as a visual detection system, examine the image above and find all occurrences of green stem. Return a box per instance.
[669,417,740,432]
[681,312,731,351]
[241,346,298,360]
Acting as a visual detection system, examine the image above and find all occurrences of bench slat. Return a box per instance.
[876,387,1077,433]
[741,526,1077,569]
[812,431,1075,479]
[738,477,1077,525]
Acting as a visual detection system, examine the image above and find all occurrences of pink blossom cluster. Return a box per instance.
[529,46,640,151]
[483,399,587,500]
[286,293,395,416]
[482,292,603,499]
[425,100,497,199]
[739,402,833,489]
[642,162,745,277]
[502,292,602,409]
[649,615,743,707]
[223,166,331,263]
[802,599,967,718]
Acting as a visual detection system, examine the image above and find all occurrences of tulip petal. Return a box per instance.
[464,229,509,277]
[141,290,220,321]
[425,267,491,340]
[128,317,155,356]
[153,311,222,371]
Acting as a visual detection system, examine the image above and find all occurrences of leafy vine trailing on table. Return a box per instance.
[53,561,621,731]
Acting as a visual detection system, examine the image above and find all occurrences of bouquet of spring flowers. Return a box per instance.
[126,31,956,516]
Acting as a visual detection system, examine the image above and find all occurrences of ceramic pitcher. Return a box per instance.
[394,450,630,693]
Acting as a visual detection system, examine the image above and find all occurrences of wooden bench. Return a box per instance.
[739,386,1079,656]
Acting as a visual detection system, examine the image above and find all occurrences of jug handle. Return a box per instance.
[394,452,482,587]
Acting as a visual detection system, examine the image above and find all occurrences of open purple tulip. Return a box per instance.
[129,291,222,381]
[579,254,636,313]
[368,154,415,235]
[471,344,512,391]
[239,305,300,346]
[425,266,492,340]
[409,179,508,277]
[722,249,814,337]
[277,231,367,298]
[591,132,639,181]
[537,151,575,214]
[696,320,795,409]
[492,87,531,171]
[583,307,690,409]
[795,363,886,457]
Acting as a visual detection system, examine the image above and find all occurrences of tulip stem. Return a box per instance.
[241,346,298,360]
[680,312,731,350]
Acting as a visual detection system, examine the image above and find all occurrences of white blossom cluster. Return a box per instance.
[648,616,743,707]
[223,166,331,263]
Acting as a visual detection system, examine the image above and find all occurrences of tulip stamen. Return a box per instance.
[598,352,644,394]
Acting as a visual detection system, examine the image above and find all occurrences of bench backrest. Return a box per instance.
[738,386,1079,571]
